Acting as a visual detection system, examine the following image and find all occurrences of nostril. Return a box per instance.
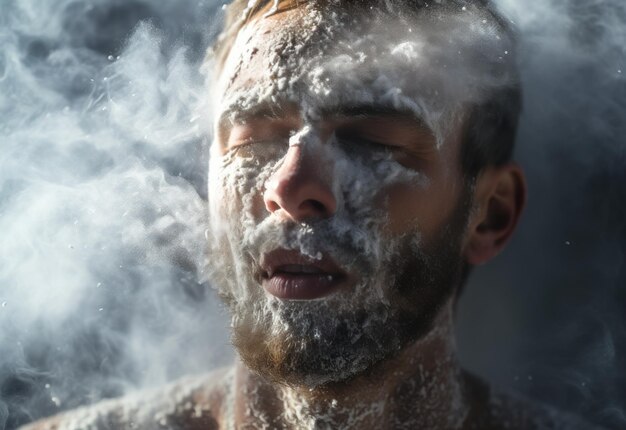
[301,199,327,215]
[266,199,281,213]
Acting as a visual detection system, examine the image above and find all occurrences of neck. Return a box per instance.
[232,301,469,429]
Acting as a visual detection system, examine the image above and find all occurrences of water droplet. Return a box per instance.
[98,307,104,312]
[107,55,114,61]
[565,241,571,245]
[96,282,102,288]
[1,301,7,307]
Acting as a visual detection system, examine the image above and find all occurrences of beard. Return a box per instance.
[207,187,471,389]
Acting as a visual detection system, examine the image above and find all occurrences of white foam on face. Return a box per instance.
[204,7,482,430]
[208,95,430,393]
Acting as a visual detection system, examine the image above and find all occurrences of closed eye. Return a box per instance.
[334,129,431,171]
[334,131,400,153]
[228,138,288,162]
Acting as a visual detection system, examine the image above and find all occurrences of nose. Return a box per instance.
[263,145,337,222]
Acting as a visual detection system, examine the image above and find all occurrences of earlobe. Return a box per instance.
[464,164,527,265]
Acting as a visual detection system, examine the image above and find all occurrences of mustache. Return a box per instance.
[240,215,380,273]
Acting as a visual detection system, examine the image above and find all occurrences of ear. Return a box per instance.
[463,163,527,265]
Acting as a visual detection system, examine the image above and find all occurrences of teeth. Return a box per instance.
[277,264,323,275]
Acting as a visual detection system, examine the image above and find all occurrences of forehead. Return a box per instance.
[215,4,513,141]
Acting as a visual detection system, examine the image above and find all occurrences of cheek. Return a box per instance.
[208,154,275,227]
[208,157,229,228]
[382,183,443,237]
[382,171,463,239]
[334,148,421,215]
[382,183,424,235]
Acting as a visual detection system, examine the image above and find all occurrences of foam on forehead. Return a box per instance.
[215,0,517,146]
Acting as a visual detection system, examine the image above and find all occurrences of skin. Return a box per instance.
[22,5,600,430]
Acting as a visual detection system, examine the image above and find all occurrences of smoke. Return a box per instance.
[0,1,231,428]
[0,0,624,429]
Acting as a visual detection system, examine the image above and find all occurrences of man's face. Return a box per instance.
[206,5,494,387]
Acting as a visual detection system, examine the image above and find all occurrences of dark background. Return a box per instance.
[0,0,624,429]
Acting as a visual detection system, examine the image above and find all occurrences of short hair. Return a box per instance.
[209,0,522,179]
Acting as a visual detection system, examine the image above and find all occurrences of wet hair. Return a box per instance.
[209,0,522,178]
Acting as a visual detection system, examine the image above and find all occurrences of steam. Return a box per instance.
[0,0,624,429]
[0,1,230,428]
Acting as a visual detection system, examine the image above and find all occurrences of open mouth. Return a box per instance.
[260,249,348,300]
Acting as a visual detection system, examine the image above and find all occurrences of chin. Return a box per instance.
[229,269,453,388]
[208,184,471,388]
[232,302,395,387]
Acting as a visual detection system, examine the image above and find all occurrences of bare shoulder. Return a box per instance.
[463,372,606,430]
[20,366,234,430]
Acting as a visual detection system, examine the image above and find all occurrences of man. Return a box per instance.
[24,0,601,429]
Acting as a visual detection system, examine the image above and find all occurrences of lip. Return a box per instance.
[259,249,348,300]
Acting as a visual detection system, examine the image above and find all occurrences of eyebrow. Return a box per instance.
[319,103,430,129]
[216,100,432,142]
[217,101,291,131]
